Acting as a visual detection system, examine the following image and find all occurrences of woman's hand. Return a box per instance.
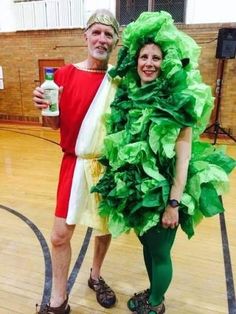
[162,206,179,229]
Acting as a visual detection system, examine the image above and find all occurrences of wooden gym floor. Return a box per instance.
[0,123,235,314]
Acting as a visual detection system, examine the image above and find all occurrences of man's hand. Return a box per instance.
[33,86,63,110]
[33,86,49,110]
[162,206,179,229]
[33,86,63,130]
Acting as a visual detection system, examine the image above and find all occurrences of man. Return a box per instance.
[33,9,119,314]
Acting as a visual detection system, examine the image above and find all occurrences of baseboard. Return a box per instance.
[0,114,41,125]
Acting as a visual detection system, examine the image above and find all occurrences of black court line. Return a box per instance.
[0,204,93,311]
[219,212,236,314]
[0,204,52,307]
[0,127,59,145]
[67,227,93,293]
[0,127,94,301]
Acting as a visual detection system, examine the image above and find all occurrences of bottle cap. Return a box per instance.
[45,67,54,74]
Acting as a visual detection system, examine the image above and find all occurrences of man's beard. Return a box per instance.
[89,47,111,61]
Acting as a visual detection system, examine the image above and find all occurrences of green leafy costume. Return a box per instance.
[92,11,236,239]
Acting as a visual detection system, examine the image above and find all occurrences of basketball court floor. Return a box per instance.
[0,124,235,314]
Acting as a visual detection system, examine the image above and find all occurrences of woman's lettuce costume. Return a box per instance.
[92,11,236,238]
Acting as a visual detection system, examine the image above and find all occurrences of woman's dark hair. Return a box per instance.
[136,37,163,62]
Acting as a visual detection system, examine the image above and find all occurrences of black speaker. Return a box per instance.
[216,28,236,59]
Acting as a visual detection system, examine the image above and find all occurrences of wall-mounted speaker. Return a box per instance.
[215,28,236,59]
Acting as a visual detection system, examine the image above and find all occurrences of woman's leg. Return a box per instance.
[138,235,152,285]
[126,235,152,312]
[140,225,177,306]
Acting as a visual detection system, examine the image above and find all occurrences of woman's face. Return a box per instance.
[137,43,163,85]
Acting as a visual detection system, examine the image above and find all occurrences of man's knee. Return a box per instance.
[51,218,75,246]
[51,229,70,246]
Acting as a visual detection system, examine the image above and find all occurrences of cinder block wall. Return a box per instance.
[0,23,236,136]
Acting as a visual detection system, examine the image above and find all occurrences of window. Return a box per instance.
[118,0,148,25]
[117,0,186,25]
[14,0,42,2]
[154,0,185,23]
[14,0,84,30]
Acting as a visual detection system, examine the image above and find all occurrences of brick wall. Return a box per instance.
[0,23,236,136]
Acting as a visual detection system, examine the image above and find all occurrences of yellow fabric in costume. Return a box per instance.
[66,70,119,234]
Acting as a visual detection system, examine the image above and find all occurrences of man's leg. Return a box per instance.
[88,234,116,308]
[50,217,75,307]
[91,234,111,279]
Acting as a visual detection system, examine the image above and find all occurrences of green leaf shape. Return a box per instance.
[91,11,236,238]
[199,183,224,217]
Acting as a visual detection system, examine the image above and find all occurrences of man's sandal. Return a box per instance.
[127,289,150,311]
[88,269,116,308]
[36,295,70,314]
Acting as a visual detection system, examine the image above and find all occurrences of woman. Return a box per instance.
[92,11,236,314]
